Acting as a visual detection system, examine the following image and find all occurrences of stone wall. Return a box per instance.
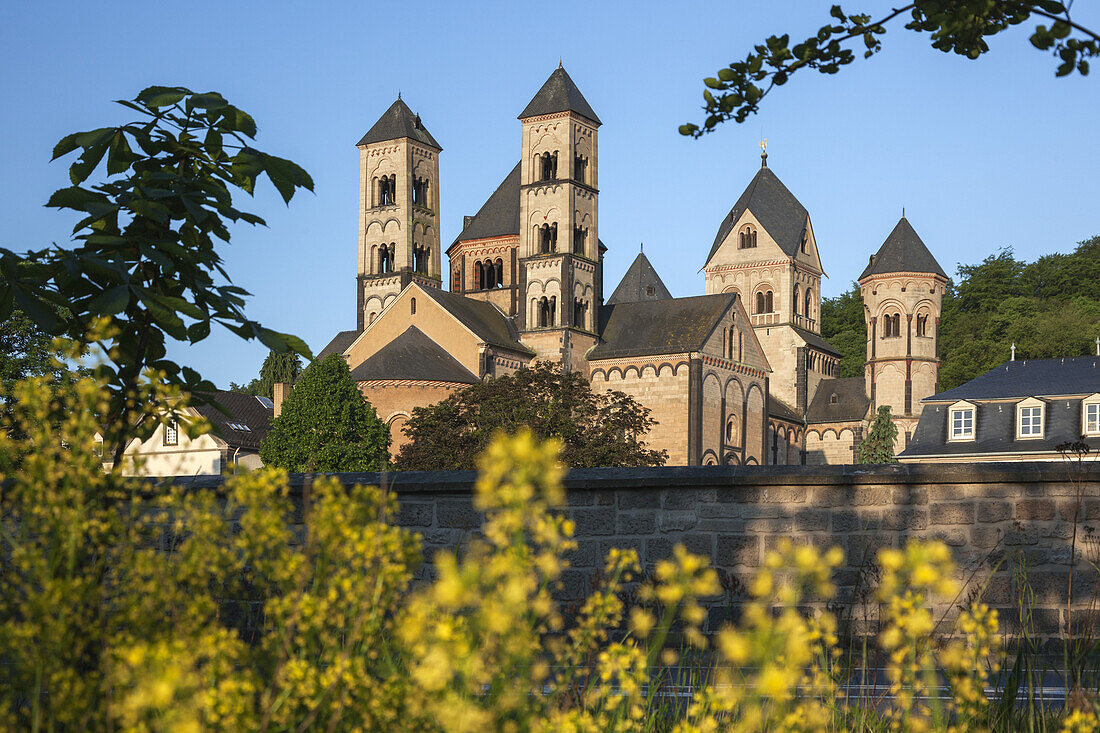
[172,461,1100,643]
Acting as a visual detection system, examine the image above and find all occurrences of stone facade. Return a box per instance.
[318,67,950,466]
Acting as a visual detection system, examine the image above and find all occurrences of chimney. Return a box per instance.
[272,382,291,418]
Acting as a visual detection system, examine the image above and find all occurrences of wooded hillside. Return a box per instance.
[821,236,1100,392]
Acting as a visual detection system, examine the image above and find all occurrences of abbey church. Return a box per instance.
[317,65,948,466]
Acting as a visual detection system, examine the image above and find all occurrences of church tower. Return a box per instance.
[516,64,602,371]
[859,215,947,450]
[355,97,442,331]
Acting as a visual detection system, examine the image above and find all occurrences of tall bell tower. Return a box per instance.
[355,97,442,330]
[859,214,947,450]
[516,64,602,371]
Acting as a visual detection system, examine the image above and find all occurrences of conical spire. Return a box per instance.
[518,65,601,125]
[357,97,441,149]
[606,251,673,305]
[859,216,946,280]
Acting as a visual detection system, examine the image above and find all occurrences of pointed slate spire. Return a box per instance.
[357,97,441,149]
[859,215,946,280]
[606,251,673,305]
[518,65,601,125]
[705,165,809,266]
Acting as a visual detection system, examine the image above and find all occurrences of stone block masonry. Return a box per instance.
[168,461,1100,643]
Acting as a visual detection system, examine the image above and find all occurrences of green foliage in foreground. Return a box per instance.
[0,85,313,467]
[821,236,1100,392]
[858,405,899,464]
[396,361,667,470]
[259,353,390,472]
[682,2,1099,135]
[4,371,1100,730]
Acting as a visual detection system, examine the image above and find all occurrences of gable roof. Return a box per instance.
[449,162,521,251]
[418,286,532,354]
[518,65,601,125]
[317,329,361,360]
[806,377,870,424]
[356,98,441,149]
[705,165,809,266]
[193,390,273,451]
[590,294,737,360]
[769,395,803,423]
[349,326,479,384]
[606,251,673,305]
[925,357,1100,402]
[859,216,946,279]
[792,325,842,357]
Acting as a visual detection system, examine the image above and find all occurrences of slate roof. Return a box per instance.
[518,65,601,125]
[590,294,736,360]
[859,216,946,279]
[792,325,842,357]
[317,329,360,360]
[901,397,1100,459]
[193,391,273,451]
[418,286,532,354]
[449,162,521,251]
[806,377,870,424]
[769,395,803,423]
[705,165,809,266]
[356,98,441,149]
[606,251,673,305]
[925,357,1100,402]
[349,326,479,384]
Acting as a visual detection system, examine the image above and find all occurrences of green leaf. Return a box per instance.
[46,186,108,211]
[260,153,315,204]
[51,133,82,161]
[129,199,172,223]
[106,130,138,175]
[136,86,188,108]
[86,285,130,315]
[11,284,62,333]
[69,142,110,185]
[187,320,211,342]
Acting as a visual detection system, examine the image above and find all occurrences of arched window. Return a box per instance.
[537,296,556,327]
[413,245,429,274]
[573,225,587,255]
[371,244,378,274]
[379,175,396,206]
[883,313,901,338]
[755,291,765,314]
[574,154,587,184]
[474,261,483,289]
[725,414,740,445]
[412,176,430,207]
[539,223,557,254]
[368,312,377,325]
[765,290,774,313]
[379,244,394,274]
[539,151,558,181]
[738,226,758,249]
[793,284,800,316]
[573,298,589,329]
[495,258,504,287]
[410,297,416,315]
[805,289,813,320]
[738,331,744,361]
[916,313,929,337]
[801,229,808,254]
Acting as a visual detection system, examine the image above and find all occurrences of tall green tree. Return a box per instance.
[682,2,1099,135]
[230,350,303,398]
[858,405,899,464]
[0,86,314,465]
[259,354,390,472]
[395,361,667,470]
[0,309,70,397]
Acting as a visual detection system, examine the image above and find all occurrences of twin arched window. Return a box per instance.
[413,245,430,275]
[377,175,396,206]
[574,153,588,184]
[883,313,902,338]
[536,296,557,327]
[538,152,558,181]
[739,226,758,249]
[538,223,557,254]
[412,176,430,208]
[374,243,396,274]
[573,225,588,255]
[573,298,589,329]
[754,290,774,314]
[916,313,930,337]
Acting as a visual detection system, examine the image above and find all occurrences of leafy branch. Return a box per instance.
[682,1,1100,136]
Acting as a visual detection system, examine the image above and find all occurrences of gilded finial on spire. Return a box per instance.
[558,57,563,68]
[640,242,644,253]
[759,138,768,168]
[397,90,401,100]
[902,206,906,219]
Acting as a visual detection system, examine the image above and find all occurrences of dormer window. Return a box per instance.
[538,151,558,181]
[829,394,838,405]
[738,225,758,249]
[163,420,179,446]
[1016,398,1045,439]
[1084,394,1100,436]
[948,401,975,441]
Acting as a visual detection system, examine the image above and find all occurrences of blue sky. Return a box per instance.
[3,1,1098,389]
